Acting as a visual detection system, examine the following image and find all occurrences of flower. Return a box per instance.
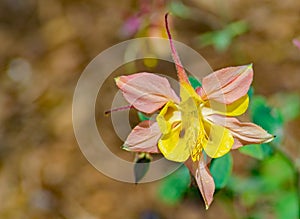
[114,14,274,209]
[293,38,300,50]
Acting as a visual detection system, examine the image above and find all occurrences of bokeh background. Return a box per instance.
[0,0,299,218]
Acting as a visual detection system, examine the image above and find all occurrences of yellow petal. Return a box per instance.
[203,121,234,158]
[157,100,192,162]
[158,124,191,162]
[180,82,202,103]
[156,101,180,134]
[204,95,249,117]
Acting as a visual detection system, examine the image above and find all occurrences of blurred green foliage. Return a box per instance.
[158,165,191,205]
[250,95,284,145]
[270,93,300,122]
[210,153,233,189]
[168,1,191,19]
[197,21,248,51]
[239,91,284,159]
[228,153,298,219]
[239,144,266,160]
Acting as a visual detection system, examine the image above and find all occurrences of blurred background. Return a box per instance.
[0,0,300,218]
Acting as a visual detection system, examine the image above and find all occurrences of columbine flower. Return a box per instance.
[114,14,274,209]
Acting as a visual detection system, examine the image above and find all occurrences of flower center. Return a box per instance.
[156,96,207,162]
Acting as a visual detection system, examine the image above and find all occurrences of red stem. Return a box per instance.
[104,105,133,115]
[164,13,189,83]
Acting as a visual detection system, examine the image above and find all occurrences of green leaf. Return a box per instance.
[134,153,151,183]
[213,30,232,51]
[188,76,202,89]
[247,86,254,101]
[168,1,191,19]
[158,165,190,205]
[198,32,214,46]
[260,153,295,191]
[137,111,150,121]
[210,153,233,189]
[226,20,248,37]
[239,144,264,160]
[197,20,248,52]
[241,189,261,207]
[260,143,273,157]
[275,191,299,219]
[239,143,273,160]
[250,96,284,146]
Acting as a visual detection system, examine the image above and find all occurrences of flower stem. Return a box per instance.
[104,105,133,115]
[164,13,189,84]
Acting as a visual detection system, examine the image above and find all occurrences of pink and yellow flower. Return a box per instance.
[114,14,274,208]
